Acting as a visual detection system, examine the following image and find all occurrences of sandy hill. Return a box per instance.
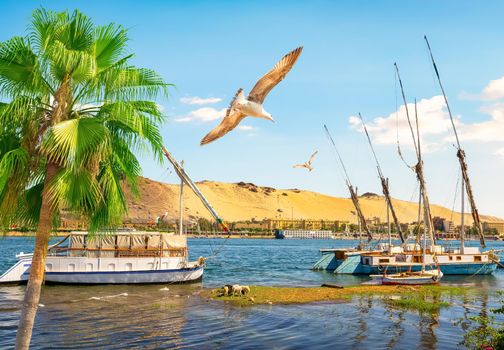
[124,177,502,225]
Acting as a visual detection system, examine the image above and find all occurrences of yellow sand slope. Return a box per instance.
[126,177,502,224]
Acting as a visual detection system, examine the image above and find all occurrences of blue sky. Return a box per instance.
[2,0,504,218]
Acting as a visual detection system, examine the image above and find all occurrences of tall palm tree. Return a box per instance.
[0,8,170,349]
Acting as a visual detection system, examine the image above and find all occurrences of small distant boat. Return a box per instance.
[370,262,443,285]
[275,229,335,239]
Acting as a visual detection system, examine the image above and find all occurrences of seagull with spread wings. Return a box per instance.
[200,46,303,145]
[293,150,318,172]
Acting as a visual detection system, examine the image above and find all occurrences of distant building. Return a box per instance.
[443,220,455,235]
[483,222,504,235]
[365,216,381,226]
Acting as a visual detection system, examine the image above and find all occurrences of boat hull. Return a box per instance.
[313,252,497,275]
[0,257,204,285]
[381,277,440,285]
[42,266,204,284]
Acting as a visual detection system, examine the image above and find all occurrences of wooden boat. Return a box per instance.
[370,262,443,285]
[0,231,204,284]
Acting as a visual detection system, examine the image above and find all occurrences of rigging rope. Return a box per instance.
[394,68,416,169]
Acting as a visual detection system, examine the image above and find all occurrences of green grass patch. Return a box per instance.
[202,284,474,308]
[384,296,450,313]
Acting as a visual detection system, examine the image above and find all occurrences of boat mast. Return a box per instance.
[394,63,436,245]
[162,147,230,235]
[358,113,406,243]
[324,125,373,242]
[461,172,465,252]
[424,36,485,248]
[387,178,391,247]
[422,187,427,273]
[179,160,184,235]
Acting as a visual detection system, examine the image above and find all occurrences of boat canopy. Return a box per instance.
[61,231,187,258]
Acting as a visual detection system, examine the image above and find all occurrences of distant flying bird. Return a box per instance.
[293,151,318,172]
[200,46,303,145]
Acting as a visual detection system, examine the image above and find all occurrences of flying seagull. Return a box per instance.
[200,46,303,145]
[293,151,318,172]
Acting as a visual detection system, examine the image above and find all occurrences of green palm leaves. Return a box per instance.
[0,7,170,231]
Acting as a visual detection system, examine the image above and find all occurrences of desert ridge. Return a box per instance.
[125,177,502,225]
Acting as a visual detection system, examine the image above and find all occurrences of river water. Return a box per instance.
[1,237,503,349]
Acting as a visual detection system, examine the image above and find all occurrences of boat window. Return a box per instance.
[86,263,93,272]
[108,263,116,271]
[379,258,389,263]
[125,263,133,271]
[449,256,453,261]
[474,256,482,262]
[456,256,462,261]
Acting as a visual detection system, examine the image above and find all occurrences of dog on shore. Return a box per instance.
[223,284,233,296]
[232,284,242,296]
[219,284,251,297]
[232,284,250,296]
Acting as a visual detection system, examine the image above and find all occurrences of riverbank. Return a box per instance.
[203,284,473,309]
[3,231,500,241]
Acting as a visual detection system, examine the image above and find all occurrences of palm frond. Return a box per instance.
[0,36,48,97]
[94,23,128,71]
[41,117,110,169]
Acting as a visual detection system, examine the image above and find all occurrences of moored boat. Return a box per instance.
[313,244,497,275]
[0,231,204,284]
[370,262,443,285]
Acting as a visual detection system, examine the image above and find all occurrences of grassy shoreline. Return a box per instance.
[202,285,473,310]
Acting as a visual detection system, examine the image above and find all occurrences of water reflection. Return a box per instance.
[385,308,405,349]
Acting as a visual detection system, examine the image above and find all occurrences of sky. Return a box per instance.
[1,0,504,218]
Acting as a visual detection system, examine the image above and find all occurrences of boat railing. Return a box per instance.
[47,246,187,258]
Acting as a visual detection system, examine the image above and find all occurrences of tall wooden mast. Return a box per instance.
[324,125,373,242]
[358,113,405,243]
[162,147,230,234]
[424,36,486,248]
[394,63,436,244]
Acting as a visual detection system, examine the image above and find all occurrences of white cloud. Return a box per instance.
[180,96,223,105]
[458,103,504,142]
[481,76,504,100]
[460,75,504,101]
[174,107,226,123]
[349,95,455,152]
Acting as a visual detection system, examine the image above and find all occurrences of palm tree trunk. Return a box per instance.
[15,162,59,350]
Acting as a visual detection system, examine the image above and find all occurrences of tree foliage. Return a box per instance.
[0,8,170,232]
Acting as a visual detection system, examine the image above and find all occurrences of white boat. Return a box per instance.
[370,262,443,285]
[0,231,204,284]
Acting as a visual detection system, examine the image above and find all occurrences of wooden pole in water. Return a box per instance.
[179,160,184,235]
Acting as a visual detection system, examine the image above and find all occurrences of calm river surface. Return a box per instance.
[1,237,503,349]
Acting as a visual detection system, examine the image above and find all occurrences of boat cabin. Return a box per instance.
[49,231,188,258]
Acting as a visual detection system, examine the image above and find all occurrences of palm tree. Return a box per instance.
[0,8,170,349]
